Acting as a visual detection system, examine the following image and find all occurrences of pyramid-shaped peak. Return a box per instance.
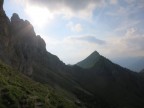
[91,51,100,55]
[76,50,101,69]
[88,51,100,59]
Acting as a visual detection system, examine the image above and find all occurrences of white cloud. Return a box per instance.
[106,4,141,34]
[124,0,135,4]
[67,22,83,32]
[114,19,140,33]
[67,35,106,44]
[13,0,107,20]
[106,28,144,58]
[110,0,118,5]
[125,28,136,36]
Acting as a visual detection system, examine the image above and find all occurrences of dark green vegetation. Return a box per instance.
[0,61,78,108]
[1,0,144,108]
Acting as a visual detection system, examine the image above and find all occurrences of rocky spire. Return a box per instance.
[11,13,21,23]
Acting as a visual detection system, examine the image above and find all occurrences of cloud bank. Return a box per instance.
[15,0,108,19]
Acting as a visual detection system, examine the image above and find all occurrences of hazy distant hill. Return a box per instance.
[140,69,144,73]
[113,57,144,72]
[127,58,144,72]
[139,69,144,77]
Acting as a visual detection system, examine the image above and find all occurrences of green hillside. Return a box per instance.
[0,61,78,108]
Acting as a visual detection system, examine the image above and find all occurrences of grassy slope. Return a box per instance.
[0,61,78,108]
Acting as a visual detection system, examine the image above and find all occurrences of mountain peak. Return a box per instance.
[91,50,100,56]
[76,50,101,69]
[11,13,20,22]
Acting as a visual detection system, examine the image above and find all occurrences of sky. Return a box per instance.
[3,0,144,64]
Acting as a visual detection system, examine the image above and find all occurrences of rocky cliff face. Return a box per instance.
[0,0,10,40]
[9,12,67,78]
[0,10,47,76]
[9,13,46,76]
[0,0,11,64]
[0,0,59,76]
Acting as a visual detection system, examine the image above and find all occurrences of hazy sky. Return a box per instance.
[4,0,144,64]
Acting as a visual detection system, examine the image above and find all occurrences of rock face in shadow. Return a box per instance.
[10,13,44,76]
[9,13,68,81]
[0,0,10,38]
[0,0,11,63]
[0,3,60,77]
[0,0,4,8]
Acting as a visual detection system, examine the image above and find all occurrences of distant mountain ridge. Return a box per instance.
[140,69,144,73]
[72,51,144,108]
[113,57,144,72]
[140,69,144,77]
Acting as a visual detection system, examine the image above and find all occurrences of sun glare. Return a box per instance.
[25,6,53,27]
